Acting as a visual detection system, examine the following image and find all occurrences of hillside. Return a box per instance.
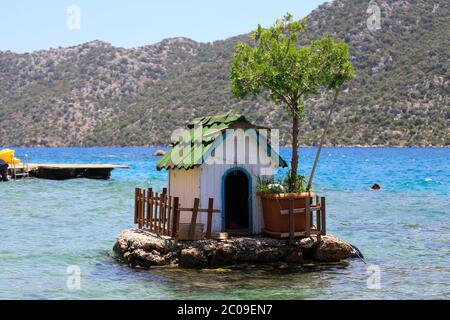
[0,0,448,147]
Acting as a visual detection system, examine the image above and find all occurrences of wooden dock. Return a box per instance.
[8,163,128,180]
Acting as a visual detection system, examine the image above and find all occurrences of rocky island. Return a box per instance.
[113,229,363,269]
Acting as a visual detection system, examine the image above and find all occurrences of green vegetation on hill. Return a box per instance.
[0,0,448,147]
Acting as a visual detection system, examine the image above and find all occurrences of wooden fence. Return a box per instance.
[281,195,326,241]
[134,188,220,240]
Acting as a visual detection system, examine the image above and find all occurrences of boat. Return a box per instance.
[0,149,21,165]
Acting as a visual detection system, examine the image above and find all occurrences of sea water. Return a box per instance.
[0,147,448,299]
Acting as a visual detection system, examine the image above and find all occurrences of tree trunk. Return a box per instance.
[307,89,340,191]
[290,111,300,192]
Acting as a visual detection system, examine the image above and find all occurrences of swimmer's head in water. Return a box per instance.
[371,183,381,190]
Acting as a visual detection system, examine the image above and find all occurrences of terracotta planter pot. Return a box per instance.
[258,192,315,237]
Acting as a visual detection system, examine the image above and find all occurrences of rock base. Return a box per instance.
[113,229,361,269]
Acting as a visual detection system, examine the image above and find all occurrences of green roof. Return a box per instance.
[156,114,288,170]
[188,114,245,128]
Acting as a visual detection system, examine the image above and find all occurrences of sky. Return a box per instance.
[0,0,329,53]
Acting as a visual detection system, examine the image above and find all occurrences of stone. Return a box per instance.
[297,236,318,259]
[116,229,174,253]
[202,268,232,273]
[113,229,360,269]
[123,251,131,260]
[202,243,218,253]
[210,244,237,267]
[298,236,316,249]
[163,251,179,265]
[179,248,208,268]
[255,247,286,262]
[153,150,165,156]
[313,235,353,262]
[113,239,128,254]
[235,249,259,262]
[284,250,304,264]
[129,249,165,268]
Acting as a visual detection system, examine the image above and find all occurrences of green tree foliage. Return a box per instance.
[230,13,354,191]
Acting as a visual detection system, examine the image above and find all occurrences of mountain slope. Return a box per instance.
[0,0,448,147]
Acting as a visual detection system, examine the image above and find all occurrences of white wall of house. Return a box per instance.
[168,168,200,223]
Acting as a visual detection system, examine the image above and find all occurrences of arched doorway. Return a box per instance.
[222,168,251,233]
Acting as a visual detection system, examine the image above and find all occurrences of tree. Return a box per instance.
[306,35,356,190]
[230,13,354,192]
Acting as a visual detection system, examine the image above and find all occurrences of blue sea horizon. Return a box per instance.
[0,147,449,299]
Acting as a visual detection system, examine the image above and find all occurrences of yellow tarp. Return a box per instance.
[0,149,21,165]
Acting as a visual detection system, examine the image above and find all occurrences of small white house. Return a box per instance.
[157,114,287,235]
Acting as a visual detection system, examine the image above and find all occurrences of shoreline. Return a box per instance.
[5,145,449,149]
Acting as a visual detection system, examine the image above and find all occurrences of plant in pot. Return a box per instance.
[256,173,315,237]
[230,13,354,237]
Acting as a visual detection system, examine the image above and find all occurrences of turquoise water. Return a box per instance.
[0,147,449,299]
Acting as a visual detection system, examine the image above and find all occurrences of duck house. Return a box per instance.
[156,114,287,235]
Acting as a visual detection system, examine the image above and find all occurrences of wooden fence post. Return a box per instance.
[134,188,140,224]
[161,190,167,235]
[159,188,167,234]
[305,197,311,237]
[289,198,295,241]
[321,196,326,235]
[137,188,143,229]
[166,196,172,236]
[206,198,214,239]
[154,192,159,233]
[189,198,200,239]
[316,196,321,234]
[141,189,146,229]
[163,188,168,234]
[147,189,155,231]
[146,188,153,229]
[172,197,180,240]
[150,192,154,231]
[158,193,164,234]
